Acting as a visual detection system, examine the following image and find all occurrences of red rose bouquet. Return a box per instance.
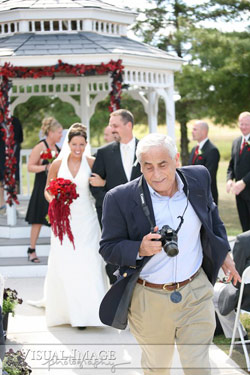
[40,148,59,163]
[46,178,79,249]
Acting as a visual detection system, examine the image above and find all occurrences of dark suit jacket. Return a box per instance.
[218,230,250,315]
[90,139,141,210]
[189,139,220,204]
[227,136,250,200]
[99,165,230,329]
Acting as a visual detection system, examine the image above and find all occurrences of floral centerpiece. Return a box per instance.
[2,349,32,375]
[2,288,23,317]
[40,148,59,163]
[46,177,79,249]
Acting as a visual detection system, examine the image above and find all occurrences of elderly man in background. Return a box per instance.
[189,120,220,205]
[99,133,240,375]
[227,111,250,232]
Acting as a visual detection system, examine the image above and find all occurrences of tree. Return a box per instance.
[133,0,250,164]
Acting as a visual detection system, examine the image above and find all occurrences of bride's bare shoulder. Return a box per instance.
[86,155,95,169]
[51,159,62,172]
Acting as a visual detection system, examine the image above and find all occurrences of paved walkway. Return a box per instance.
[1,277,247,375]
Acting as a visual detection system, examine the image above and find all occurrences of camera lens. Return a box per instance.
[164,242,179,257]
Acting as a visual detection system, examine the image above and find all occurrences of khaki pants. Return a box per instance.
[128,269,215,375]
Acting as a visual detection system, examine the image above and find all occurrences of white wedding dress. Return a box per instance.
[45,154,108,327]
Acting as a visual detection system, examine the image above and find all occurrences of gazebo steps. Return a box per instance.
[0,237,50,257]
[0,256,48,278]
[0,236,50,278]
[0,221,50,239]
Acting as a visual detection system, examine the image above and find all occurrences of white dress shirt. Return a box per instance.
[120,137,136,181]
[198,137,208,151]
[242,134,250,144]
[139,173,203,283]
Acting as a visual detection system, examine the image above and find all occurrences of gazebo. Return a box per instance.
[0,0,183,224]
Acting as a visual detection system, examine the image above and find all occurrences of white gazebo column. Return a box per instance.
[79,77,90,139]
[157,74,176,141]
[147,88,158,133]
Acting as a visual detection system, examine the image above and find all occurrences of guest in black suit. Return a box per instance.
[99,133,240,374]
[189,121,220,204]
[214,230,250,338]
[89,109,141,284]
[227,112,250,232]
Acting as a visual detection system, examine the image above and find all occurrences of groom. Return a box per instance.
[90,109,141,283]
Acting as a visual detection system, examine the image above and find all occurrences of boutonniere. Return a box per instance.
[198,149,203,156]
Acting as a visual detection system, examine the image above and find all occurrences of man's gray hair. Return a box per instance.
[136,133,178,162]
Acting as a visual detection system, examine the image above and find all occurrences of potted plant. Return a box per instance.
[2,349,32,374]
[2,289,23,340]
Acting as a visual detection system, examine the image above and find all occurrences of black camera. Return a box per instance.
[153,225,179,257]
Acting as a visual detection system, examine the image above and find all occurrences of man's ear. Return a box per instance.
[175,152,180,167]
[126,121,133,130]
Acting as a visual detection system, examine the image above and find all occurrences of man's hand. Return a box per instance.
[232,180,246,195]
[221,253,241,286]
[139,226,162,257]
[226,179,234,193]
[89,173,106,187]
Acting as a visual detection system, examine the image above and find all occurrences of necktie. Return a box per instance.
[192,145,199,164]
[123,145,133,181]
[240,140,248,155]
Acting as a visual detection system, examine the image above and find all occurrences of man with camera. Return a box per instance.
[99,133,240,375]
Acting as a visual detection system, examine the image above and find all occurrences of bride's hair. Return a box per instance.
[68,123,87,142]
[41,117,61,136]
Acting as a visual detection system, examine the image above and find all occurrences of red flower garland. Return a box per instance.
[0,59,124,206]
[47,177,79,249]
[0,77,18,206]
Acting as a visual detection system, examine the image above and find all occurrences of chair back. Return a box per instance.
[241,265,250,285]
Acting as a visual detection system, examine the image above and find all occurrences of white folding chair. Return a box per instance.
[229,265,250,370]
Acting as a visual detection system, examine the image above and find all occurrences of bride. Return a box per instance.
[44,123,108,328]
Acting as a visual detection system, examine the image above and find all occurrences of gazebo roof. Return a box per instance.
[0,32,181,63]
[0,0,129,12]
[0,0,182,70]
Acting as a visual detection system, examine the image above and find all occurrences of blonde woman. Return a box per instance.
[25,117,63,263]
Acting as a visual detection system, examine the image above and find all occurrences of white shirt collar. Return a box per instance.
[198,138,208,150]
[120,137,135,149]
[242,134,250,142]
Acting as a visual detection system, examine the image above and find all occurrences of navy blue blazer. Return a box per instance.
[99,165,230,329]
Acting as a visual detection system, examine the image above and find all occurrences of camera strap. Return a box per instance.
[138,169,189,234]
[175,169,189,233]
[138,176,155,232]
